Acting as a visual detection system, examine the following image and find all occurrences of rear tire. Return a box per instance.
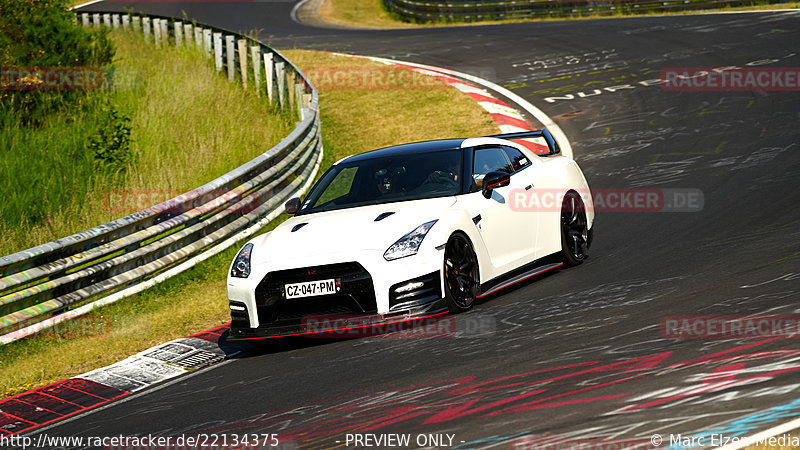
[443,233,479,313]
[560,192,589,266]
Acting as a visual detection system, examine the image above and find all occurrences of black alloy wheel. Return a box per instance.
[443,233,479,312]
[560,191,589,266]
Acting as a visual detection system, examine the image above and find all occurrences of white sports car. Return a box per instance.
[226,130,594,339]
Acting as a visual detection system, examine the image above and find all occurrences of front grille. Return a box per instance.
[254,262,377,327]
[273,296,366,322]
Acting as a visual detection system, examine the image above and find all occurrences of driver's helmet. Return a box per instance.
[374,167,405,194]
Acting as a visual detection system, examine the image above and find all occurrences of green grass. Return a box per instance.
[318,0,800,28]
[318,0,409,28]
[0,48,498,398]
[0,30,294,256]
[0,98,108,237]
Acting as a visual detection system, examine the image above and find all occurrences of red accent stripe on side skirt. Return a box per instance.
[477,263,564,298]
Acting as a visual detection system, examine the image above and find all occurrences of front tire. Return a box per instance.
[560,192,589,266]
[443,233,479,313]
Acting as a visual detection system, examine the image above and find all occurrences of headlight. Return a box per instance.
[231,243,254,278]
[384,220,437,261]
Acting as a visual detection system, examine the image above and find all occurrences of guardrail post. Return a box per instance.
[81,13,89,27]
[102,13,111,27]
[275,61,286,109]
[160,19,169,45]
[226,35,236,83]
[295,83,304,120]
[153,19,161,47]
[132,16,140,33]
[174,21,183,47]
[143,17,151,43]
[122,14,130,31]
[204,29,213,57]
[92,13,100,27]
[213,33,223,72]
[112,14,120,29]
[237,39,248,89]
[251,46,262,96]
[264,52,274,103]
[184,23,193,48]
[194,27,203,51]
[286,70,296,113]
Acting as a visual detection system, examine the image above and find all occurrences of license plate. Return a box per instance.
[284,279,337,299]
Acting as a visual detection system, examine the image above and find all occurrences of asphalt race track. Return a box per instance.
[48,3,800,449]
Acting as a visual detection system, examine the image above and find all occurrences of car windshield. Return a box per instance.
[298,149,462,215]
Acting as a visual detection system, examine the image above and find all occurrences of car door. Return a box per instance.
[468,146,537,275]
[500,144,547,259]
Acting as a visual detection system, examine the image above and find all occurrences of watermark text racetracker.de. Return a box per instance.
[1,66,104,90]
[103,189,261,215]
[2,315,112,337]
[661,67,800,91]
[661,315,800,339]
[301,313,496,339]
[509,188,703,213]
[106,188,703,216]
[303,66,448,90]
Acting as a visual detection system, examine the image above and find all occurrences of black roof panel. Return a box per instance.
[340,139,466,163]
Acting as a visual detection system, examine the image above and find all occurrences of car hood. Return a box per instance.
[255,197,456,263]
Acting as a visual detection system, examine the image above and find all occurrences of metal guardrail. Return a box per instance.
[0,12,323,343]
[383,0,785,22]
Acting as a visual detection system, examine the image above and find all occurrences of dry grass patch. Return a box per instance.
[283,49,498,165]
[318,0,414,28]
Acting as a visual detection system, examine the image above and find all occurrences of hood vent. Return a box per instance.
[291,223,308,232]
[374,212,395,222]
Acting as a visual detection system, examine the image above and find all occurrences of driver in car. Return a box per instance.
[424,162,459,188]
[375,167,406,195]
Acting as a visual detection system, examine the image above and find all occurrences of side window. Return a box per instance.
[502,146,531,172]
[472,147,513,189]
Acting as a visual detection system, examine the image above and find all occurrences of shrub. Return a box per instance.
[88,104,133,178]
[0,0,114,124]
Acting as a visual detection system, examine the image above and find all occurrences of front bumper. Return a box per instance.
[228,256,446,339]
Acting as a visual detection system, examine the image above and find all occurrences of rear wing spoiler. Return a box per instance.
[488,129,560,156]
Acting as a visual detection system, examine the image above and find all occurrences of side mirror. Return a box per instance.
[482,171,510,199]
[284,197,301,215]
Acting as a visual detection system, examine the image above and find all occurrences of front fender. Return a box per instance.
[424,207,489,287]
